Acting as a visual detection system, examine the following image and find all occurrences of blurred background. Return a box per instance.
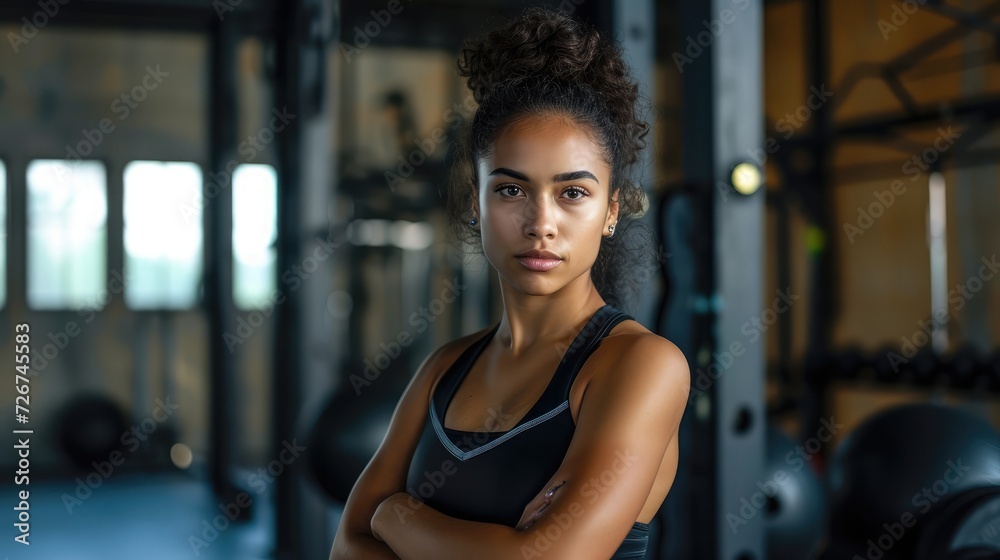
[0,0,998,559]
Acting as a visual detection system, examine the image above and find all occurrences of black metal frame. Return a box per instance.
[764,0,1000,451]
[0,0,277,33]
[675,1,767,559]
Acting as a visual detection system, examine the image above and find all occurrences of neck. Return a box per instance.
[493,278,606,358]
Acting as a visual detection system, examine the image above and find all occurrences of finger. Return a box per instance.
[515,481,565,529]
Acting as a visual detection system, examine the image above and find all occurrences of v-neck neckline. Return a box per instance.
[430,304,614,457]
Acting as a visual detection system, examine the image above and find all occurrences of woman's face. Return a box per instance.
[475,114,618,296]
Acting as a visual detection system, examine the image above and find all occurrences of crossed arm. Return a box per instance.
[368,335,690,560]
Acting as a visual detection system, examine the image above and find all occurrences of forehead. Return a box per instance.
[481,115,609,178]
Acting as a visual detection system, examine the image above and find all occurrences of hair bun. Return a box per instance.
[457,7,604,105]
[456,7,646,163]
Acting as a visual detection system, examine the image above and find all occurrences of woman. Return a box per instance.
[329,7,690,559]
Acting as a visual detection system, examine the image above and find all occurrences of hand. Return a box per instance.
[515,480,566,531]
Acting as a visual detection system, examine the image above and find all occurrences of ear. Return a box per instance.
[607,188,620,226]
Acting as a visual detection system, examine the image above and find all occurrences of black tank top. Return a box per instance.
[405,303,650,559]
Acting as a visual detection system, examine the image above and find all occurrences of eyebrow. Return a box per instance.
[489,167,600,184]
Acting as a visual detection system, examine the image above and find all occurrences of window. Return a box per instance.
[26,160,107,309]
[123,161,203,309]
[232,164,277,309]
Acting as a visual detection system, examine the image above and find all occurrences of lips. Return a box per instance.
[515,256,562,272]
[517,257,562,272]
[514,248,562,272]
[516,249,561,260]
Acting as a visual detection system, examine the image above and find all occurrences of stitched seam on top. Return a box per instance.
[428,307,629,462]
[559,311,625,389]
[430,400,570,462]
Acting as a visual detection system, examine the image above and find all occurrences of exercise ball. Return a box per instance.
[915,486,1000,560]
[306,356,412,503]
[947,548,1000,560]
[766,425,827,560]
[55,394,129,471]
[827,403,1000,560]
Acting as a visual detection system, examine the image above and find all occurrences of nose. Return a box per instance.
[522,197,557,239]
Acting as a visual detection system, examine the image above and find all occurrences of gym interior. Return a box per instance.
[0,0,998,559]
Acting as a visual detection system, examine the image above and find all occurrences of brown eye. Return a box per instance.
[495,184,522,198]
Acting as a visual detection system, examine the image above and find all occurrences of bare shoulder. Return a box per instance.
[592,319,691,391]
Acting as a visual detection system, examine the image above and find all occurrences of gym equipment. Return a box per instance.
[766,426,826,560]
[871,345,904,384]
[945,344,988,391]
[990,349,1000,392]
[946,548,1000,560]
[826,403,1000,560]
[55,394,130,471]
[306,355,411,503]
[915,485,1000,560]
[827,345,868,381]
[907,346,944,386]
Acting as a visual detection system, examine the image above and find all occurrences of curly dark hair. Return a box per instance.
[445,6,658,312]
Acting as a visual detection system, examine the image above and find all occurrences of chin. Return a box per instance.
[502,269,566,295]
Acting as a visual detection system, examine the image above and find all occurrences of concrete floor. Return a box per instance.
[1,470,279,560]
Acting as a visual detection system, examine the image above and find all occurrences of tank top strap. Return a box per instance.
[432,304,633,427]
[432,321,501,422]
[544,304,633,403]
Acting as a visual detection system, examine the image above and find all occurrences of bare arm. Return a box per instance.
[328,344,454,560]
[370,334,691,560]
[329,531,400,560]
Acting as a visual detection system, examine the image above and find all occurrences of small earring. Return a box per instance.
[608,223,616,237]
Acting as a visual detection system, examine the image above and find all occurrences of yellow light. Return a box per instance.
[731,162,762,195]
[170,443,193,469]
